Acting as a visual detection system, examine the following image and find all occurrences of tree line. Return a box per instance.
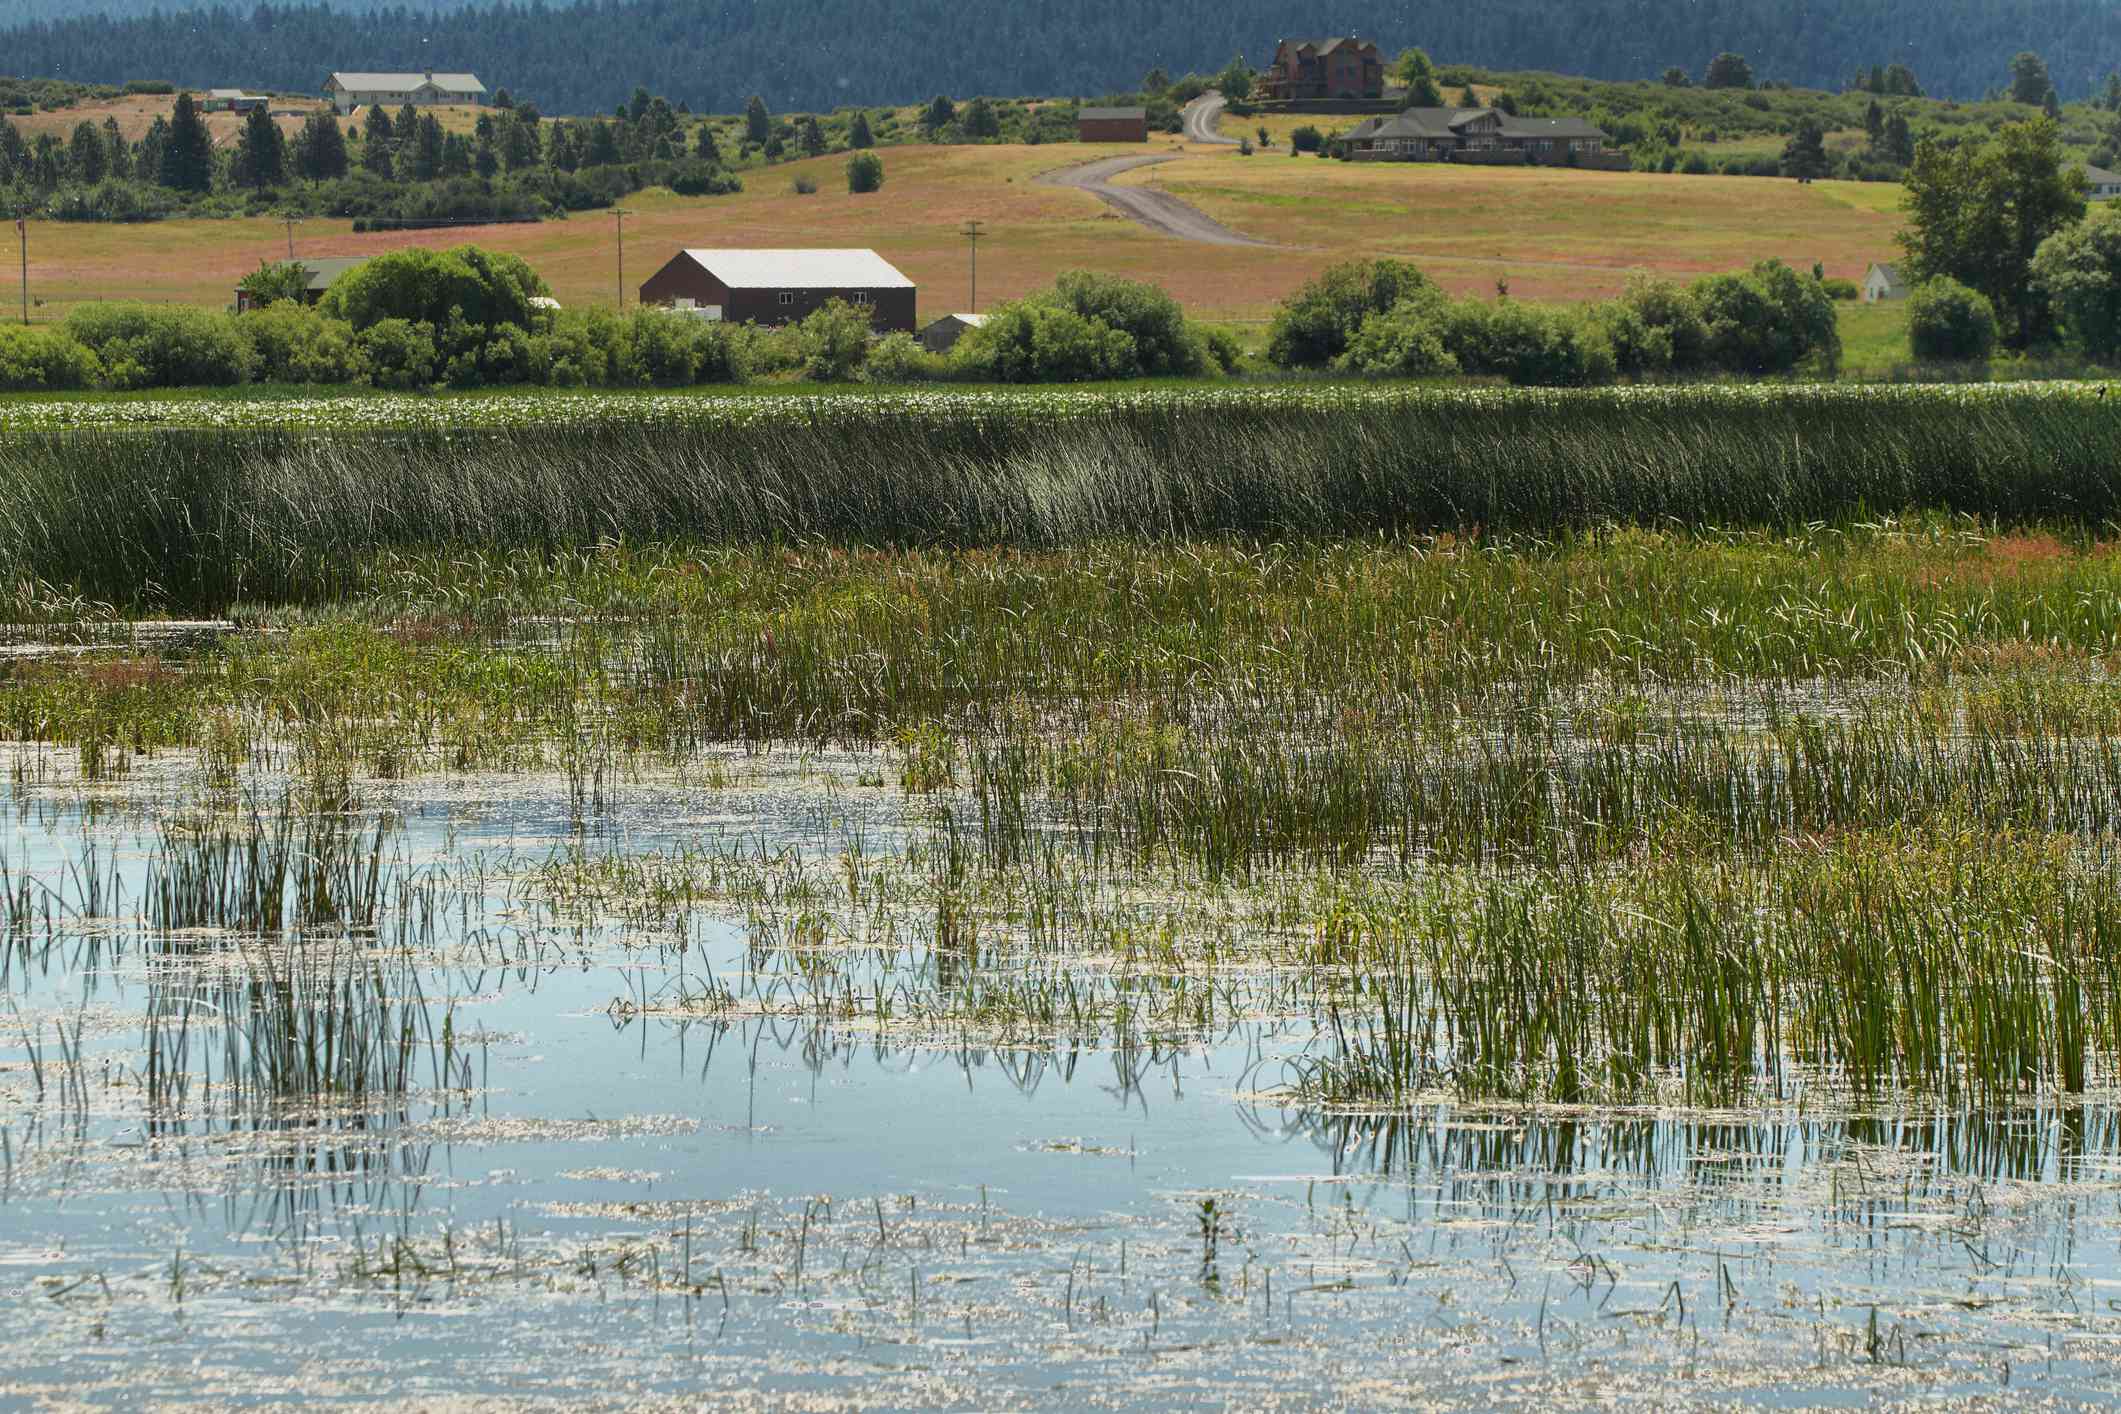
[2,0,2119,114]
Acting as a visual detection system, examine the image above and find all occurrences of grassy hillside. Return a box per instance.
[11,133,1908,326]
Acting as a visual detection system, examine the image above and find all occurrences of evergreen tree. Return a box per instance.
[921,94,956,133]
[847,111,873,149]
[1884,111,1914,165]
[158,91,213,192]
[69,120,107,184]
[800,113,827,154]
[361,103,394,178]
[232,102,286,189]
[2010,51,2053,105]
[441,131,473,177]
[694,122,721,162]
[2044,87,2063,120]
[1780,118,1828,181]
[410,113,446,179]
[136,115,168,188]
[1865,98,1885,147]
[1143,66,1169,94]
[1704,53,1754,90]
[102,116,129,180]
[745,94,770,145]
[585,119,621,166]
[291,110,347,181]
[961,97,998,138]
[474,137,499,177]
[1458,85,1480,108]
[1884,63,1923,97]
[1661,66,1690,88]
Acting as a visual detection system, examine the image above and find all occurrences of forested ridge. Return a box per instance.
[2,0,2118,113]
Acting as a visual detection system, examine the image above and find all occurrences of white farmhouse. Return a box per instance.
[2079,164,2121,200]
[324,71,487,115]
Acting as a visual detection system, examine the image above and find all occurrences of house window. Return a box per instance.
[851,291,872,306]
[778,292,796,306]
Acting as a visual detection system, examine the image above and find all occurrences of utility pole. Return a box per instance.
[959,219,985,312]
[15,214,25,326]
[283,213,298,260]
[613,206,633,310]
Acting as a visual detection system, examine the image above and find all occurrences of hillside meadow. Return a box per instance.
[14,132,1907,324]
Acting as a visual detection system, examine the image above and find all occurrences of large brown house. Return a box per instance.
[637,248,917,332]
[1258,37,1385,101]
[1344,107,1625,167]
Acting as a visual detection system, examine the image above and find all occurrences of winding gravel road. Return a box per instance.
[1182,94,1241,145]
[1036,98,1268,247]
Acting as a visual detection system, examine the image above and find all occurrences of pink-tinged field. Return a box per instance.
[13,135,1905,323]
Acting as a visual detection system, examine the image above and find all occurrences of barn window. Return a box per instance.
[851,292,872,306]
[778,292,795,305]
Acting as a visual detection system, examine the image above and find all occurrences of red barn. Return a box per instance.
[637,248,917,332]
[1078,106,1149,142]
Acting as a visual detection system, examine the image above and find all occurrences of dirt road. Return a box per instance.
[1182,95,1240,145]
[1036,152,1269,247]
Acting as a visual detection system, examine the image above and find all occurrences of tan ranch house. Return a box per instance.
[325,71,487,114]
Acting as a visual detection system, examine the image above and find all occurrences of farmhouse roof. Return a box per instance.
[327,71,487,93]
[1080,106,1146,121]
[208,88,259,99]
[1284,37,1376,55]
[1495,114,1610,139]
[1364,108,1610,142]
[1867,262,1904,286]
[676,249,914,290]
[2079,163,2121,185]
[295,257,365,291]
[928,313,985,328]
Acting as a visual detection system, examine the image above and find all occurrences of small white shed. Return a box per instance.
[1862,262,1908,304]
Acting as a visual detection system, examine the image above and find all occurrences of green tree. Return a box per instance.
[2031,204,2121,359]
[231,103,286,190]
[1899,119,2086,346]
[961,97,999,139]
[1457,85,1479,109]
[1143,67,1170,95]
[1703,53,1754,90]
[796,298,875,380]
[847,150,884,192]
[1216,56,1252,104]
[1883,63,1923,97]
[799,114,827,155]
[68,120,107,185]
[695,122,722,161]
[1883,112,1914,165]
[2010,51,2053,106]
[1661,66,1691,88]
[158,91,213,193]
[1865,99,1884,147]
[847,111,873,149]
[922,94,957,134]
[361,103,394,178]
[1394,48,1436,88]
[291,110,348,182]
[101,116,129,180]
[745,95,770,145]
[1907,276,2000,361]
[235,259,314,307]
[1780,119,1828,182]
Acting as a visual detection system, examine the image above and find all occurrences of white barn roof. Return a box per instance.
[680,248,913,289]
[328,72,486,93]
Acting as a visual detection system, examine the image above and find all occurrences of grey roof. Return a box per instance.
[1281,37,1377,56]
[1079,106,1146,122]
[1867,262,1905,286]
[2079,163,2121,186]
[327,71,486,94]
[208,88,262,99]
[678,249,914,290]
[925,313,985,328]
[1354,107,1609,143]
[297,257,365,291]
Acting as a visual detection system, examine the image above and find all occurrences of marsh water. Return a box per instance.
[3,742,2119,1412]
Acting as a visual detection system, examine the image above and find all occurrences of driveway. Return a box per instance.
[1183,95,1240,145]
[1036,152,1269,247]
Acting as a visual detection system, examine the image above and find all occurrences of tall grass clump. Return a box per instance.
[3,385,2119,609]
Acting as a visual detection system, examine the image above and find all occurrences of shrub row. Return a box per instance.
[1269,259,1841,384]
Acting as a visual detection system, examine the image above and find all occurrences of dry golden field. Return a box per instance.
[10,125,1906,323]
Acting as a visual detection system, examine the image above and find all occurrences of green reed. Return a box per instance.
[4,386,2119,609]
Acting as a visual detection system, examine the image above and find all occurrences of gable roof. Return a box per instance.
[1281,37,1377,57]
[296,257,365,291]
[1079,107,1146,122]
[926,313,985,329]
[327,72,486,94]
[2079,163,2121,186]
[678,249,914,290]
[1866,262,1904,286]
[1357,107,1610,143]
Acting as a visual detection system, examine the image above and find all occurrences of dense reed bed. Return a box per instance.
[3,385,2118,608]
